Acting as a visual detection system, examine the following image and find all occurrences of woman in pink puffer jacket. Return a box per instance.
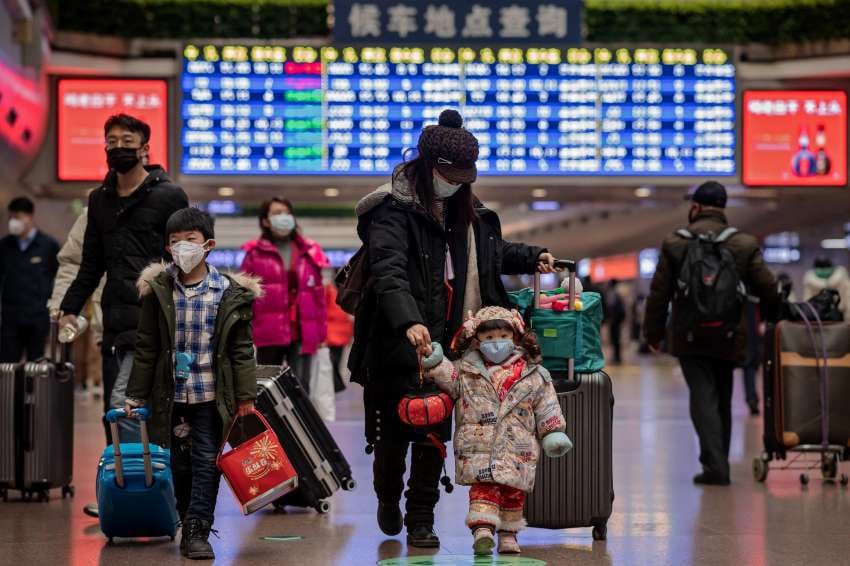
[241,197,328,391]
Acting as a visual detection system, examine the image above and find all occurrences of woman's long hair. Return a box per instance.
[259,196,297,241]
[396,152,477,229]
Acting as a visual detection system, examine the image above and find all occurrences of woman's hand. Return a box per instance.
[537,252,556,273]
[236,400,255,418]
[406,324,432,355]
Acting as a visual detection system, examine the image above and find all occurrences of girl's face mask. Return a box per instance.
[479,339,515,364]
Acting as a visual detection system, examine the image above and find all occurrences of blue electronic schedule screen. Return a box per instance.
[181,45,736,176]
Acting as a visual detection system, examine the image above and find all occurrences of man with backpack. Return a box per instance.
[644,181,778,486]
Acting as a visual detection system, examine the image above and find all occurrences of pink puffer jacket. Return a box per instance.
[240,234,329,354]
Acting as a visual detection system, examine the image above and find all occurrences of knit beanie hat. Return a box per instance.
[417,109,479,184]
[451,306,526,350]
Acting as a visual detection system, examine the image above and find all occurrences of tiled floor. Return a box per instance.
[1,355,848,566]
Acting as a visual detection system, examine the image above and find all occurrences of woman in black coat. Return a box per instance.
[349,110,555,547]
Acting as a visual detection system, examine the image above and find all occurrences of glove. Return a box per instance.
[542,431,573,458]
[420,342,444,369]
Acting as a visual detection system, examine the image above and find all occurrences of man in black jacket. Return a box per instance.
[644,181,778,486]
[59,114,188,454]
[1,197,60,361]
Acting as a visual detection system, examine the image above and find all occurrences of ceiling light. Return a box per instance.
[820,238,847,249]
[634,186,652,198]
[531,188,548,198]
[324,187,340,197]
[217,186,235,197]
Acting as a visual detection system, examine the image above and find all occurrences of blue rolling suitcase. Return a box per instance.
[97,408,179,542]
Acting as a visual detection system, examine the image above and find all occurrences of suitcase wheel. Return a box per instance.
[800,473,810,486]
[591,524,607,541]
[821,453,839,480]
[840,474,849,487]
[316,500,331,514]
[752,457,768,483]
[62,485,75,499]
[343,479,357,491]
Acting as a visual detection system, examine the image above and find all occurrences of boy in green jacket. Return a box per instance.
[125,208,261,560]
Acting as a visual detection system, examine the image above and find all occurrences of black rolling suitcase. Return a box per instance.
[0,324,75,502]
[521,262,615,540]
[255,364,356,513]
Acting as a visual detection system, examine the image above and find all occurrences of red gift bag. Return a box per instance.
[217,410,298,515]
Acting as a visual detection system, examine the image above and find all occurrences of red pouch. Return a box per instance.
[217,410,298,515]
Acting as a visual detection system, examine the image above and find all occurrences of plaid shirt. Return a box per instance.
[170,264,230,404]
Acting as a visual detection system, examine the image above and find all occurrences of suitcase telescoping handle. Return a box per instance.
[105,408,153,489]
[533,259,578,380]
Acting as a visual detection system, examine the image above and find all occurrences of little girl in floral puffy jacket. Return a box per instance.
[421,306,572,556]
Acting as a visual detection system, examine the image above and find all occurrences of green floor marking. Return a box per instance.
[377,557,545,566]
[260,535,303,542]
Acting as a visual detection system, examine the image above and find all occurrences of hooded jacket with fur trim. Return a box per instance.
[125,262,262,447]
[349,168,545,445]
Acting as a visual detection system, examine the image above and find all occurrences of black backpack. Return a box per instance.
[674,227,746,341]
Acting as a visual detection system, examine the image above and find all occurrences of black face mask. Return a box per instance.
[106,147,141,174]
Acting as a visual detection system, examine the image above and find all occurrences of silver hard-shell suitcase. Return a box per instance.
[0,323,75,502]
[0,363,18,490]
[522,262,615,540]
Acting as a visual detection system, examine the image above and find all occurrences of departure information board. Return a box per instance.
[181,45,735,177]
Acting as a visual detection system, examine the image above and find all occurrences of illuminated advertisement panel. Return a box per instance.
[742,90,847,187]
[58,78,169,181]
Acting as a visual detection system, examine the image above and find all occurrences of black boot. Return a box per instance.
[407,524,440,548]
[183,518,215,560]
[377,502,403,536]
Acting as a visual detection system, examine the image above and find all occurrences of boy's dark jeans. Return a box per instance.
[171,401,222,523]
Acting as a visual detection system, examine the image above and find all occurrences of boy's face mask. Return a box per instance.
[171,240,209,273]
[479,339,515,364]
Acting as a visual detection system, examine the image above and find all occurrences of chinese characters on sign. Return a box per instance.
[180,45,736,177]
[338,1,581,44]
[58,79,169,181]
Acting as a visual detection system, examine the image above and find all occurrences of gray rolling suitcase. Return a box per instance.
[523,263,615,540]
[0,323,75,502]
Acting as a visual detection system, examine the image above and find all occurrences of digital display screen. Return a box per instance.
[181,45,735,177]
[57,79,169,182]
[742,90,847,187]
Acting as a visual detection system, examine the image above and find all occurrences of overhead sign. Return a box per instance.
[587,253,638,283]
[181,44,735,178]
[57,78,169,182]
[742,90,847,187]
[334,0,581,44]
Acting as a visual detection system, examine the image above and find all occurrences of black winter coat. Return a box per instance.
[59,166,188,352]
[0,231,60,322]
[350,187,543,443]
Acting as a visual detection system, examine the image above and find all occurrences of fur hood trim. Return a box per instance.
[355,164,418,217]
[136,262,264,298]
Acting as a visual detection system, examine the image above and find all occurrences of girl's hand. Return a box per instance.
[236,400,255,418]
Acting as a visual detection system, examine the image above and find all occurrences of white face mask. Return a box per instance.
[434,175,462,199]
[270,213,296,235]
[171,240,209,273]
[8,218,25,236]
